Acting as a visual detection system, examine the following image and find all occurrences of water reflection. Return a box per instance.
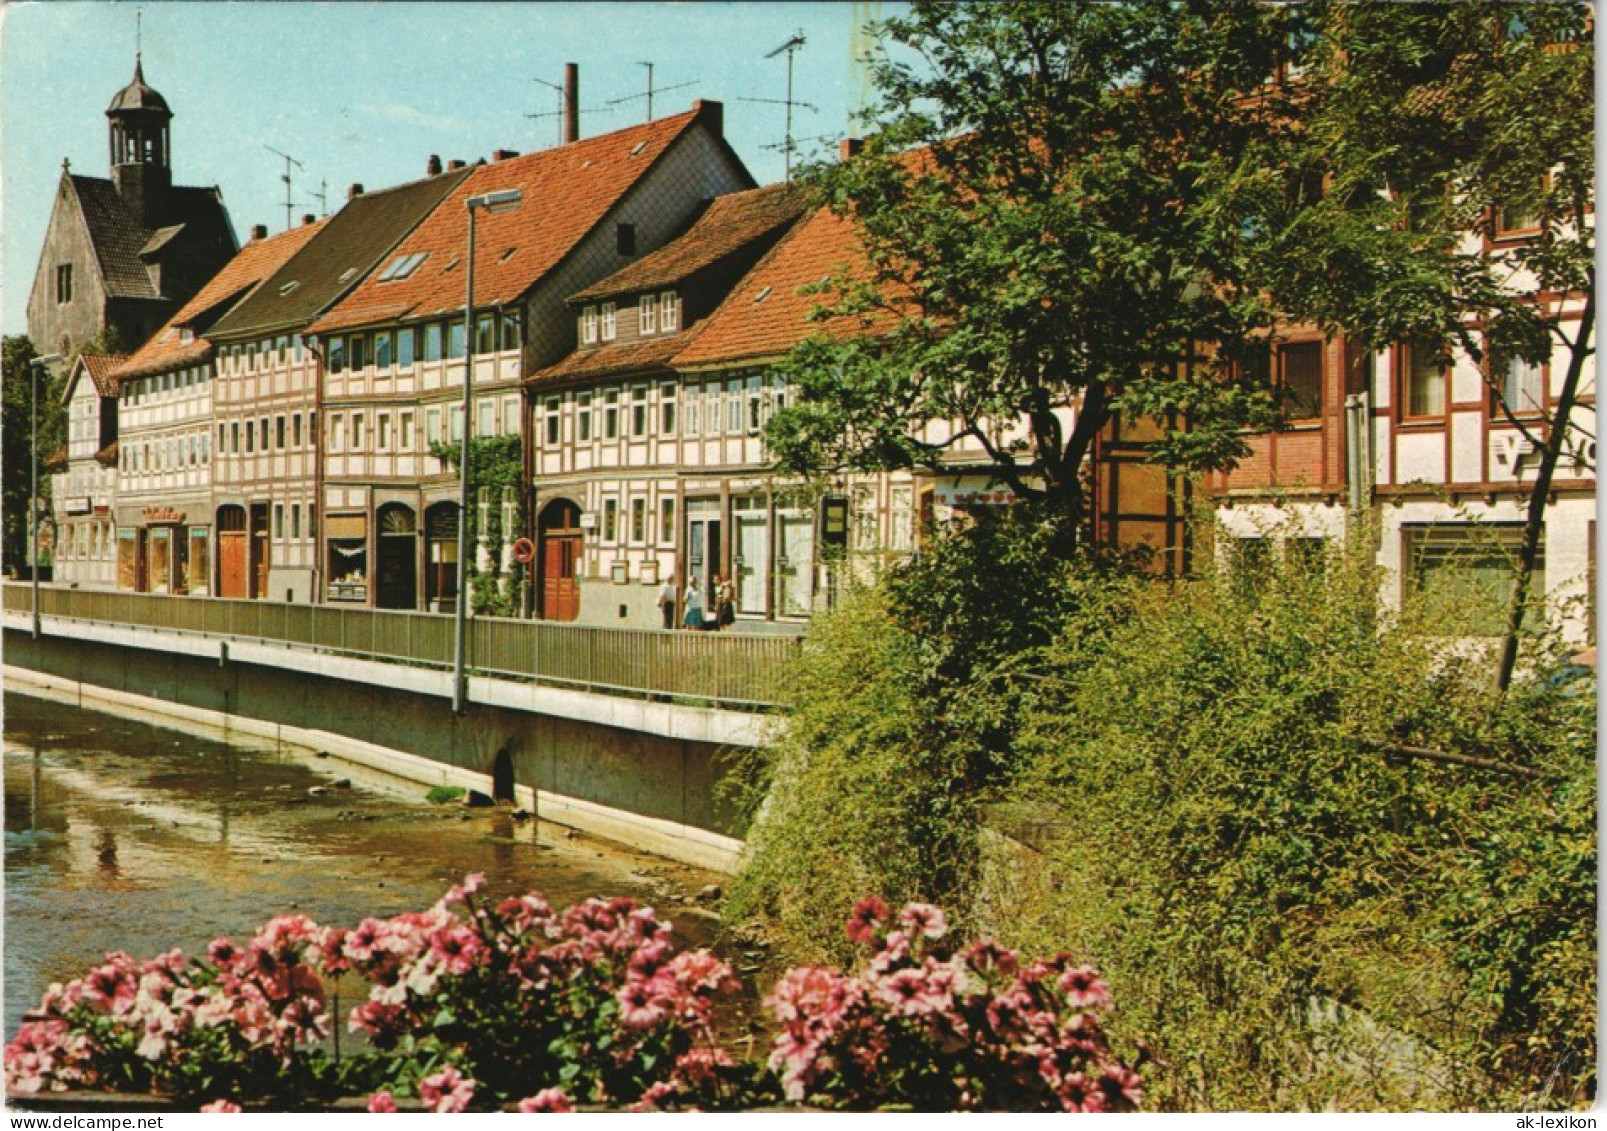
[3,691,728,1038]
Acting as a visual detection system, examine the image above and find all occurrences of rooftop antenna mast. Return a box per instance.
[605,65,699,123]
[264,145,303,232]
[763,31,807,180]
[529,76,565,145]
[305,177,328,218]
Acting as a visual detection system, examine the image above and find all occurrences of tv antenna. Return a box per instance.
[752,31,809,180]
[305,177,329,219]
[606,62,698,123]
[529,76,565,145]
[264,145,304,232]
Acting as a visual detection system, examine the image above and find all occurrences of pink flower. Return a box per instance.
[440,872,486,907]
[428,923,484,975]
[616,977,669,1028]
[898,902,948,940]
[367,1090,398,1113]
[418,1065,475,1113]
[667,949,733,996]
[198,1099,242,1113]
[1097,1065,1143,1112]
[629,1080,679,1112]
[845,896,890,945]
[1057,966,1111,1012]
[518,1088,575,1112]
[673,1045,734,1086]
[961,938,1020,978]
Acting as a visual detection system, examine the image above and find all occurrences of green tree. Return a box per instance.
[2,336,65,575]
[766,1,1320,547]
[1269,2,1594,689]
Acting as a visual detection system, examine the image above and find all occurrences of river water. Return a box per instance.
[2,690,737,1040]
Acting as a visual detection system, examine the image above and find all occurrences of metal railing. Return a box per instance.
[3,585,796,711]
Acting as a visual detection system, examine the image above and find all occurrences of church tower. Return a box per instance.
[106,53,173,226]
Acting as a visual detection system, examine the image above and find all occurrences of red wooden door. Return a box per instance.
[542,535,580,622]
[219,534,247,598]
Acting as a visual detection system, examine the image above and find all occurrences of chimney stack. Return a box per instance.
[563,62,580,144]
[301,213,317,226]
[427,154,443,176]
[250,223,268,241]
[492,148,520,163]
[348,183,365,200]
[694,99,723,137]
[840,137,863,162]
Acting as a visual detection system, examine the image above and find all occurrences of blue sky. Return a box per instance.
[1,1,888,337]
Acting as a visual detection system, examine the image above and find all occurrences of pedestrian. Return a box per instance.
[714,574,735,630]
[682,576,704,630]
[657,576,678,630]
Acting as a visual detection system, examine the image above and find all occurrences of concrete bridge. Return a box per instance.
[3,585,798,872]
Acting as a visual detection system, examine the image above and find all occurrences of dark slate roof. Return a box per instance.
[107,56,171,115]
[69,175,236,302]
[569,182,807,304]
[209,168,473,340]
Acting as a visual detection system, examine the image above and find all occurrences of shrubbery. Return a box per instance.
[732,512,1596,1110]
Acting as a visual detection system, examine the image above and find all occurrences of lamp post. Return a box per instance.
[28,353,62,640]
[453,188,523,715]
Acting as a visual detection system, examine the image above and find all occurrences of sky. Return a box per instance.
[0,1,889,337]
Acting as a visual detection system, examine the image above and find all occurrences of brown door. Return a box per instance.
[250,503,269,599]
[537,499,582,622]
[217,506,247,598]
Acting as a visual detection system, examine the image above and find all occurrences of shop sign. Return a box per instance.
[65,497,92,516]
[142,506,186,524]
[579,512,598,530]
[935,478,1018,508]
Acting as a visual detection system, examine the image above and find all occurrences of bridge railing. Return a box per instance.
[4,585,796,711]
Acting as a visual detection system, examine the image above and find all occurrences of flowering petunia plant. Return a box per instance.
[765,896,1141,1111]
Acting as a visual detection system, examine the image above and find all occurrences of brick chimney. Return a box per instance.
[447,159,466,172]
[301,213,317,226]
[492,148,520,163]
[250,223,268,241]
[427,154,443,176]
[348,183,365,200]
[840,137,864,162]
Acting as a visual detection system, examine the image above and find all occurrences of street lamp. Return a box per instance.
[453,188,523,715]
[28,353,62,640]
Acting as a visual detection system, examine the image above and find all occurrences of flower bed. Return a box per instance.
[6,880,1137,1112]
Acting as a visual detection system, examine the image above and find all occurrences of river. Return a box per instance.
[2,690,739,1040]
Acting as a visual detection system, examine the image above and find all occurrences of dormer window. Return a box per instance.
[279,280,301,297]
[660,291,679,332]
[377,251,429,282]
[581,305,598,345]
[180,327,195,345]
[601,302,617,342]
[337,267,359,284]
[640,294,657,335]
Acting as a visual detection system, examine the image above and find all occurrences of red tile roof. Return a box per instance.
[671,205,901,369]
[307,104,727,336]
[43,445,69,473]
[76,352,130,398]
[94,441,119,468]
[569,182,807,303]
[113,220,327,381]
[530,332,687,386]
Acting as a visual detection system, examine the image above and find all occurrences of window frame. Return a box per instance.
[1399,339,1449,423]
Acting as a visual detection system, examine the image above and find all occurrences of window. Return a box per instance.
[1497,349,1546,414]
[328,336,346,373]
[632,386,648,436]
[582,306,598,345]
[578,394,593,441]
[705,383,721,435]
[276,335,289,363]
[1402,340,1446,419]
[631,498,647,543]
[276,415,287,449]
[477,400,495,438]
[231,421,241,454]
[399,411,414,449]
[660,498,675,547]
[327,413,342,452]
[604,391,619,439]
[1281,341,1323,419]
[274,504,285,539]
[1406,524,1545,636]
[398,327,416,367]
[374,331,393,369]
[378,413,391,450]
[603,498,618,542]
[377,251,428,281]
[502,396,519,437]
[1495,199,1543,237]
[423,323,443,362]
[616,222,636,256]
[685,387,700,435]
[56,263,73,303]
[640,294,657,334]
[309,411,317,442]
[475,313,496,354]
[245,420,255,453]
[545,397,561,446]
[660,292,679,332]
[660,382,677,434]
[450,404,463,442]
[601,302,617,342]
[726,380,742,432]
[260,418,270,451]
[500,309,522,351]
[291,503,301,540]
[292,413,302,447]
[426,407,442,447]
[348,335,367,371]
[447,321,466,359]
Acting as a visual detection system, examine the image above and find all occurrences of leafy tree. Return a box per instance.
[766,1,1321,547]
[1268,2,1594,689]
[430,435,526,616]
[2,336,64,575]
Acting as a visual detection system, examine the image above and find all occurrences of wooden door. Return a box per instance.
[537,499,582,622]
[217,507,248,598]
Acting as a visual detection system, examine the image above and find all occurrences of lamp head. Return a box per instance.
[466,188,523,213]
